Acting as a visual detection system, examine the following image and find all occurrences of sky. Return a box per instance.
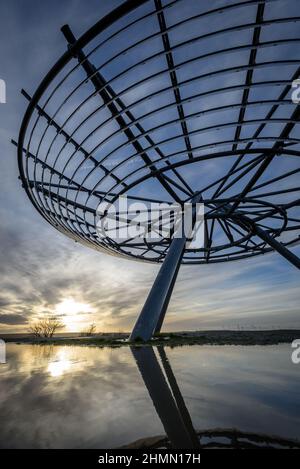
[0,0,299,334]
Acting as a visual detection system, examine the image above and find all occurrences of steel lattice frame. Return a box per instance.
[16,0,300,338]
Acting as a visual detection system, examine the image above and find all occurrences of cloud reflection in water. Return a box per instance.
[0,343,300,448]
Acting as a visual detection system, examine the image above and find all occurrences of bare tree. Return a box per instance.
[29,317,63,338]
[81,323,97,337]
[29,323,43,338]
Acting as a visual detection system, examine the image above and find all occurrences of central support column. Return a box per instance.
[130,234,187,341]
[130,195,202,342]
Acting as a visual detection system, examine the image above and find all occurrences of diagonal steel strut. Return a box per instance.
[61,24,188,203]
[230,210,300,269]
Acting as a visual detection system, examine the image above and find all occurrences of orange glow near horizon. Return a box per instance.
[54,298,94,332]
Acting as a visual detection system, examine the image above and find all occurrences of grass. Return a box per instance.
[4,329,300,348]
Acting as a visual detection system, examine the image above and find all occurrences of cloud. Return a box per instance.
[0,313,28,325]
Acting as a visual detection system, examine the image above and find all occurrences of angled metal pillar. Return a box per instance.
[131,346,199,448]
[130,195,202,341]
[130,234,187,341]
[154,198,207,335]
[154,262,179,334]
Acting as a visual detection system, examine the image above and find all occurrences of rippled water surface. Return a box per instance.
[0,343,300,448]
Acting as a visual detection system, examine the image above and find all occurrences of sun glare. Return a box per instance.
[54,298,94,332]
[47,350,71,377]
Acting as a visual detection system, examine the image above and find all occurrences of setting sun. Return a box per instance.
[54,298,94,332]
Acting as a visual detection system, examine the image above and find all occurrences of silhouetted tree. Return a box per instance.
[81,323,97,337]
[29,317,63,338]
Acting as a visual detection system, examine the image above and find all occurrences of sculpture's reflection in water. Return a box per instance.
[132,346,200,449]
[130,346,300,450]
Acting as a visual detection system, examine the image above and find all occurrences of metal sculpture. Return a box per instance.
[15,0,300,340]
